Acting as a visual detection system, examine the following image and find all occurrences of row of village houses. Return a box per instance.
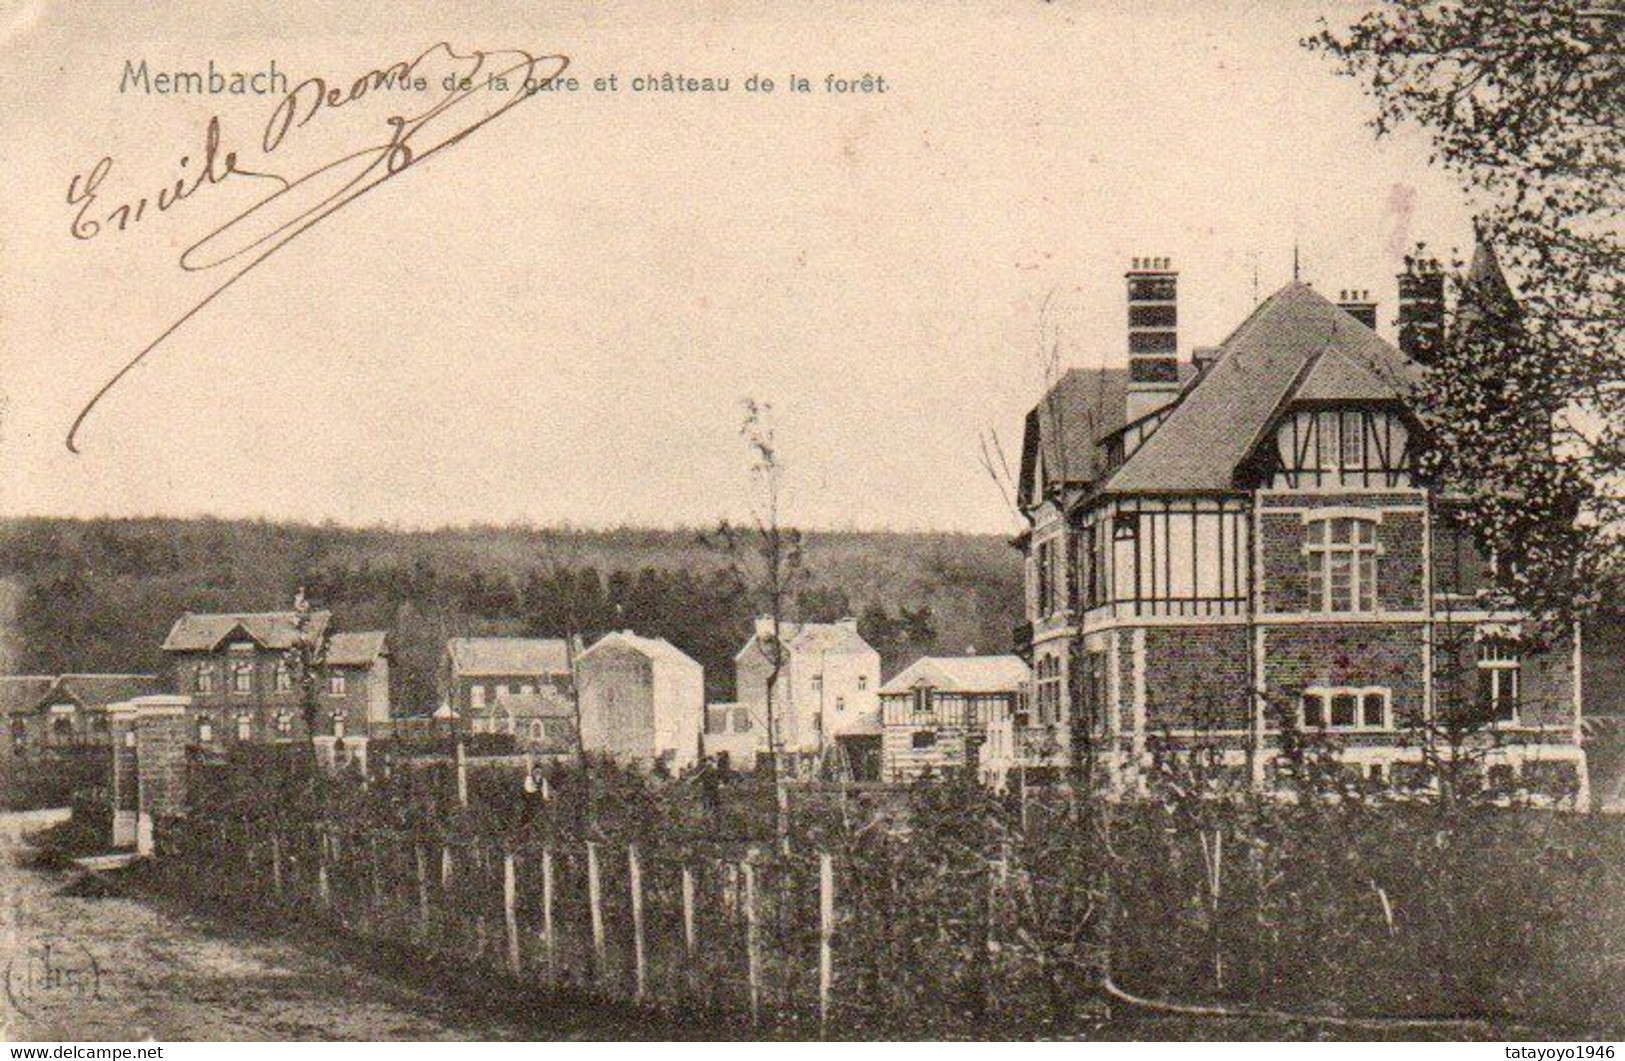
[2,612,1039,786]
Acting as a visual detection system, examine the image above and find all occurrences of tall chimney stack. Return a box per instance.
[1397,255,1444,363]
[1125,256,1179,422]
[1337,289,1379,330]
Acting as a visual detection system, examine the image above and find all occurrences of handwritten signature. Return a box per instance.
[62,42,570,453]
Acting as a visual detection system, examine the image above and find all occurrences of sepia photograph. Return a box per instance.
[0,0,1620,1047]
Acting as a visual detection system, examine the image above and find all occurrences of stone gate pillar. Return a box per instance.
[106,695,191,856]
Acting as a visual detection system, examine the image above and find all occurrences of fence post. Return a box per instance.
[541,847,556,979]
[819,851,835,1034]
[455,740,469,807]
[415,844,431,934]
[504,850,522,976]
[743,856,761,1022]
[681,864,698,1001]
[681,864,697,955]
[270,832,284,899]
[370,833,385,915]
[317,827,331,910]
[586,840,607,979]
[629,844,647,1002]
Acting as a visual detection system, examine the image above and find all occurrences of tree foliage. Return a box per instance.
[1308,0,1625,624]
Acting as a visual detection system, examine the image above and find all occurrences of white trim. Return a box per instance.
[1573,619,1584,745]
[1257,612,1427,625]
[1297,507,1388,525]
[1131,628,1147,781]
[1300,686,1393,732]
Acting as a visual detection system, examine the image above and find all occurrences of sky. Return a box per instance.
[0,0,1480,535]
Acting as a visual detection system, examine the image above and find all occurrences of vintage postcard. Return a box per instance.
[0,0,1620,1047]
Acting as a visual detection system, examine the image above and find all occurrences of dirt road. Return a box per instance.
[0,816,625,1041]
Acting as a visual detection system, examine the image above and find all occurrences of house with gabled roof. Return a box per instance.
[162,610,390,746]
[734,617,882,776]
[1015,250,1587,805]
[437,636,578,750]
[4,673,162,753]
[879,655,1030,784]
[577,631,704,772]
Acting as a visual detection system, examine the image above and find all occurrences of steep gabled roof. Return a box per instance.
[579,631,702,672]
[162,611,332,653]
[326,631,389,667]
[2,674,161,716]
[1018,369,1130,508]
[1099,283,1417,495]
[880,655,1030,694]
[735,620,878,663]
[0,676,58,715]
[445,637,574,677]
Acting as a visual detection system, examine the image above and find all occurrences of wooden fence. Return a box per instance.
[155,816,998,1035]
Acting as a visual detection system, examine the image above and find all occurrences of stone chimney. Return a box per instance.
[1191,345,1221,374]
[1397,255,1445,364]
[1125,256,1180,423]
[1337,288,1378,330]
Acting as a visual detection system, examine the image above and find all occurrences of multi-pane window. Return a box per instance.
[858,675,868,691]
[236,713,252,741]
[274,712,293,736]
[195,664,215,693]
[1034,656,1063,725]
[1301,687,1389,730]
[1305,517,1378,612]
[231,660,254,694]
[274,663,292,693]
[197,717,213,742]
[471,685,486,709]
[1082,499,1249,618]
[1036,538,1058,616]
[1476,638,1521,722]
[327,672,347,696]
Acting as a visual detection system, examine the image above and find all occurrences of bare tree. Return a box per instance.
[706,398,806,848]
[284,588,329,787]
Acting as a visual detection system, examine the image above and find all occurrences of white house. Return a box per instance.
[734,617,882,777]
[577,631,705,772]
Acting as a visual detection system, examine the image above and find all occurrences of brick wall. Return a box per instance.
[1143,624,1251,730]
[1258,498,1425,613]
[1262,624,1426,728]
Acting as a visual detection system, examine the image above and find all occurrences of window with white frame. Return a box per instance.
[1304,516,1379,612]
[1476,638,1521,722]
[1034,656,1063,725]
[274,662,292,692]
[236,713,252,740]
[331,712,346,739]
[197,717,213,742]
[231,660,254,694]
[471,684,486,709]
[1300,687,1389,730]
[274,712,293,736]
[195,664,215,693]
[327,671,346,697]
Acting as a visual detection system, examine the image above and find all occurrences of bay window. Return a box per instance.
[1080,498,1250,618]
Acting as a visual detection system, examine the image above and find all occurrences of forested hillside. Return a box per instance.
[0,518,1023,709]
